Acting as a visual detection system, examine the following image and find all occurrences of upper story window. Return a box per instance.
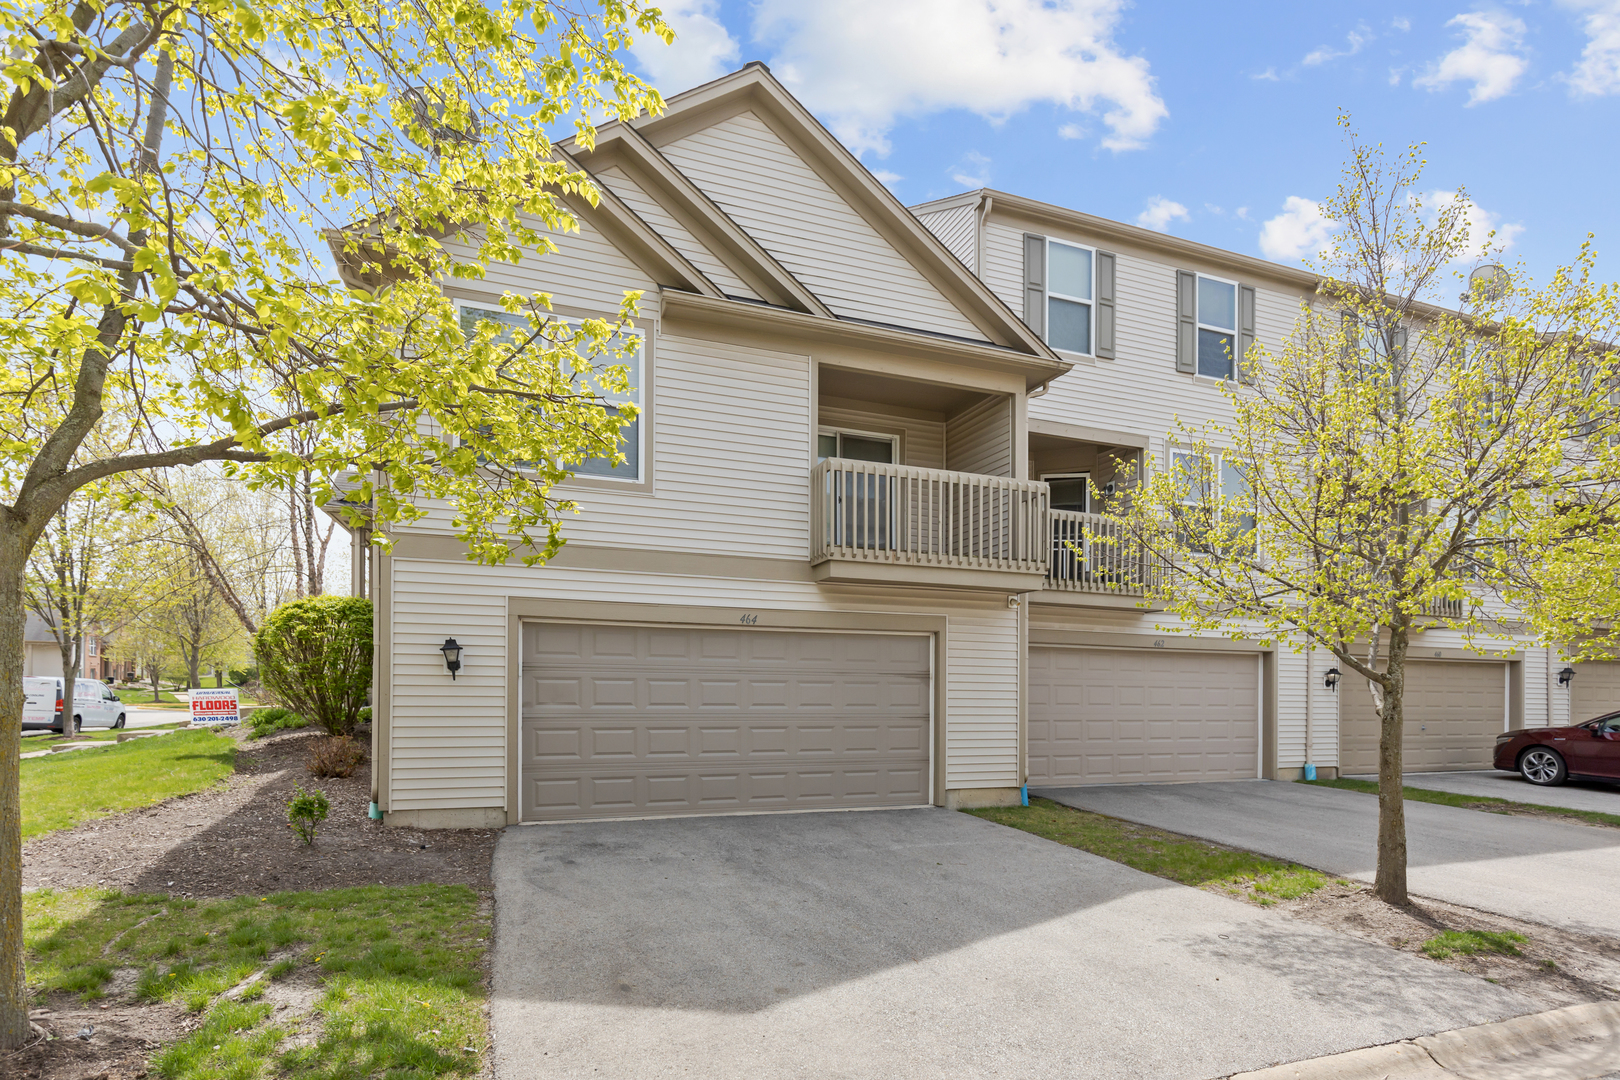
[458,304,643,482]
[1171,448,1255,545]
[1196,275,1238,380]
[1047,240,1094,356]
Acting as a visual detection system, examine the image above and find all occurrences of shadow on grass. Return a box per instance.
[25,883,488,1079]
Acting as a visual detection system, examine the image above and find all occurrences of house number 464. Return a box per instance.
[739,613,759,625]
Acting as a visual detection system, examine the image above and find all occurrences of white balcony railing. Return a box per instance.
[810,459,1050,575]
[1046,509,1160,595]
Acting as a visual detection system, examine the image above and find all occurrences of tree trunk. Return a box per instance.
[187,644,201,692]
[149,664,161,703]
[1375,628,1410,905]
[57,634,77,736]
[0,535,33,1046]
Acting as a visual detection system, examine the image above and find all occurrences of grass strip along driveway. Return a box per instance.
[967,797,1330,905]
[21,728,236,840]
[1303,777,1620,830]
[26,883,488,1079]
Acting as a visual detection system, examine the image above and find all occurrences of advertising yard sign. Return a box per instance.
[190,687,240,725]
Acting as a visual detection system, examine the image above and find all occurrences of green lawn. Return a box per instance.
[966,797,1329,904]
[1421,929,1527,960]
[25,884,489,1080]
[117,687,184,705]
[1301,777,1620,830]
[25,723,189,752]
[21,729,236,840]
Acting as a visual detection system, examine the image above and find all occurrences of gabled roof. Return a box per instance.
[568,64,1060,364]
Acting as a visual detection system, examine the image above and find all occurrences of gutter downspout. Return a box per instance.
[1303,645,1315,780]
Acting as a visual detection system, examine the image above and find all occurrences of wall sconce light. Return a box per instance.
[1324,667,1341,691]
[440,638,464,680]
[1558,666,1575,688]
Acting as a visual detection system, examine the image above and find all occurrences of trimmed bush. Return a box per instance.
[254,596,373,736]
[306,736,366,779]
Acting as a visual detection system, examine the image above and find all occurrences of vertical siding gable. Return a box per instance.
[660,111,986,340]
[595,166,762,301]
[916,205,977,269]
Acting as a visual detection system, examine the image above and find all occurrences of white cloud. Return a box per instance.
[1235,207,1251,221]
[1252,67,1281,81]
[630,0,741,94]
[1259,196,1337,261]
[871,169,904,186]
[1566,0,1620,96]
[1421,189,1525,257]
[1392,15,1412,32]
[1389,66,1405,86]
[753,0,1167,155]
[1137,196,1189,232]
[951,151,992,188]
[1303,25,1374,66]
[1057,122,1086,139]
[1413,11,1528,104]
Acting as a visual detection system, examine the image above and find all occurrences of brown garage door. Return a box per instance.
[1573,662,1620,723]
[1339,660,1504,774]
[1028,646,1260,785]
[520,623,931,821]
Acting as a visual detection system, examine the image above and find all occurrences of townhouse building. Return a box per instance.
[339,63,1610,829]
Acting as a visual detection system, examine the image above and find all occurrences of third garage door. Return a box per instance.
[521,623,931,821]
[1573,662,1620,723]
[1028,646,1260,785]
[1339,660,1505,774]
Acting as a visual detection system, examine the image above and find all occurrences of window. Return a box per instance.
[816,430,895,464]
[458,305,644,481]
[1047,241,1094,355]
[1171,449,1254,548]
[1043,473,1089,513]
[1196,276,1238,380]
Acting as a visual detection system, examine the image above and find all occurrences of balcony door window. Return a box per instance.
[1044,473,1089,513]
[817,430,895,464]
[1045,473,1089,582]
[819,429,895,550]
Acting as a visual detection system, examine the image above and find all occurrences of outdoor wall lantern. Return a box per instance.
[1324,667,1341,691]
[440,638,464,680]
[1558,666,1576,688]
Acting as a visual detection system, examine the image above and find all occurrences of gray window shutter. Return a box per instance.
[1238,284,1257,383]
[1175,270,1196,373]
[1095,251,1117,359]
[1391,324,1408,366]
[1024,233,1046,339]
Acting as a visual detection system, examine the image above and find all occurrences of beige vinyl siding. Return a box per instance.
[945,396,1012,477]
[384,561,1022,810]
[660,111,985,340]
[818,401,946,470]
[916,205,977,269]
[982,220,1028,315]
[441,215,659,319]
[595,166,761,301]
[393,334,816,560]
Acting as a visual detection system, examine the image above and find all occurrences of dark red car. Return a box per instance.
[1495,714,1620,785]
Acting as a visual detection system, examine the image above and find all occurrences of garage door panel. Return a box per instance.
[1339,661,1503,774]
[1573,662,1620,722]
[1029,646,1259,786]
[521,625,931,821]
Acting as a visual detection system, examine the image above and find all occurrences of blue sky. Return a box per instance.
[625,1,1620,288]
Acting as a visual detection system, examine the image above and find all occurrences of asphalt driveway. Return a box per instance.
[491,808,1530,1079]
[1342,769,1620,814]
[1037,781,1620,938]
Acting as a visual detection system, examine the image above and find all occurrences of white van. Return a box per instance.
[22,677,126,733]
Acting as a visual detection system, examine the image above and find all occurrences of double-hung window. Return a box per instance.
[1047,240,1094,356]
[1171,449,1255,549]
[458,304,644,481]
[1196,275,1238,380]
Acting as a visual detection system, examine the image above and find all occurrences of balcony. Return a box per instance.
[1046,510,1160,596]
[810,459,1051,590]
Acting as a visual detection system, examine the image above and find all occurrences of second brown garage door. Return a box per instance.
[1028,646,1260,785]
[1573,662,1620,723]
[1339,660,1504,774]
[520,623,931,821]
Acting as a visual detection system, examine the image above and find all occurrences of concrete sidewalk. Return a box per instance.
[1343,769,1620,814]
[491,808,1532,1080]
[1037,781,1620,939]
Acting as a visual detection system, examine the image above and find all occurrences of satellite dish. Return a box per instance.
[399,87,482,154]
[1465,264,1511,303]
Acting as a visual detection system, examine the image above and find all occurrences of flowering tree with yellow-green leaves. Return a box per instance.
[1108,128,1620,907]
[0,0,673,1044]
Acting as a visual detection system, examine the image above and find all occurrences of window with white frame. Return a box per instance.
[1196,275,1238,380]
[816,429,896,464]
[458,304,643,481]
[1171,449,1255,546]
[1047,240,1094,355]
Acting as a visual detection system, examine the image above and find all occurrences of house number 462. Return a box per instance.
[739,613,759,625]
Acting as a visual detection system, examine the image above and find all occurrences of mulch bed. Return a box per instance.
[12,725,500,1080]
[23,725,497,898]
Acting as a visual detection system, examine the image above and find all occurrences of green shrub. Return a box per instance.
[253,596,373,736]
[247,706,308,740]
[286,787,330,846]
[358,706,372,724]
